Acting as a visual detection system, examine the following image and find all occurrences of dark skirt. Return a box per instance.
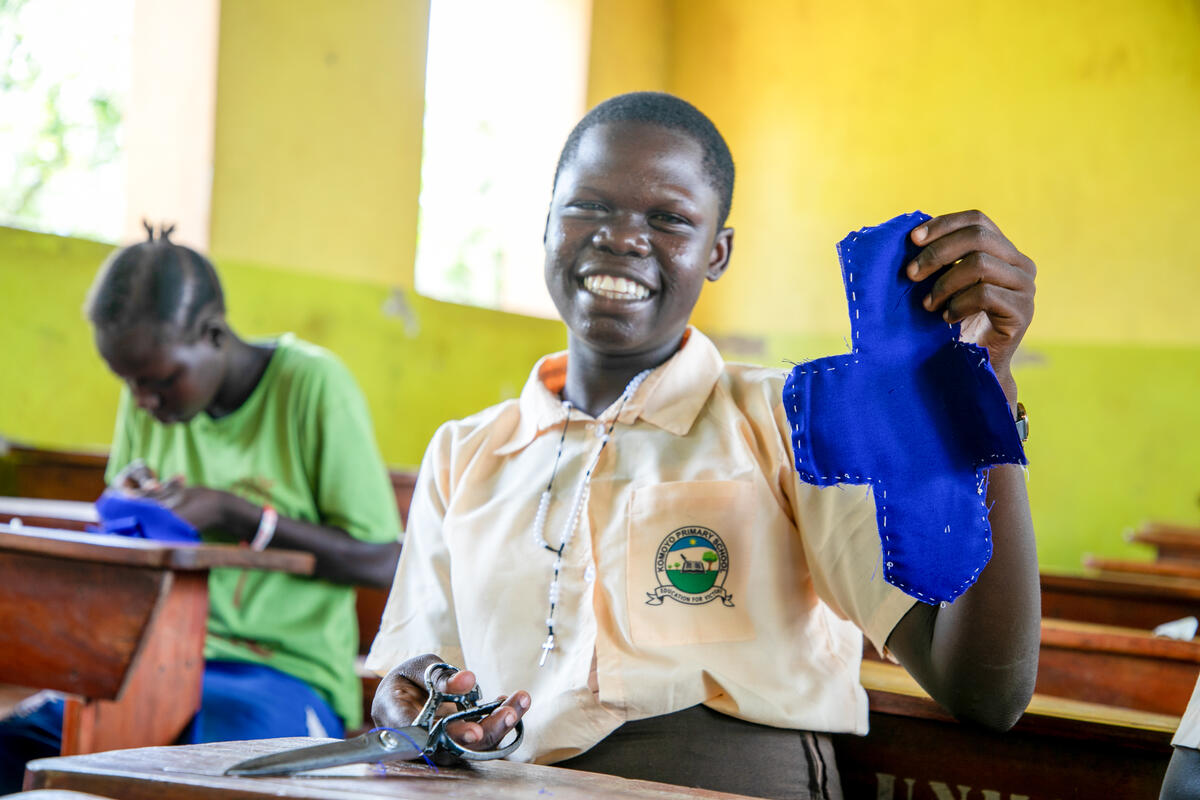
[555,704,843,799]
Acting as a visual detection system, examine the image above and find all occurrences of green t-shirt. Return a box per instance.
[105,333,401,727]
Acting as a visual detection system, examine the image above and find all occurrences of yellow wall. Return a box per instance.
[586,0,670,103]
[0,0,564,472]
[0,225,563,468]
[209,0,429,287]
[586,0,1200,568]
[676,0,1200,347]
[593,0,1200,346]
[1,1,1197,573]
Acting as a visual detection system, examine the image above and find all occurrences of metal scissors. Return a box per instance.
[225,662,524,776]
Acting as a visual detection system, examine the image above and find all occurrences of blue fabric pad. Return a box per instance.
[94,490,200,543]
[783,211,1026,604]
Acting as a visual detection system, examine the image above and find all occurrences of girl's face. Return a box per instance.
[543,121,732,362]
[95,322,226,424]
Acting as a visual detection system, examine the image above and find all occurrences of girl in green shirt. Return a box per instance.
[0,226,402,792]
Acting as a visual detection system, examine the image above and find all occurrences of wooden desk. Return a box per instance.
[1038,618,1200,715]
[1041,569,1200,629]
[835,661,1175,799]
[6,791,113,799]
[0,496,98,532]
[1129,522,1200,564]
[0,444,107,502]
[0,523,314,756]
[1085,554,1200,582]
[25,737,760,799]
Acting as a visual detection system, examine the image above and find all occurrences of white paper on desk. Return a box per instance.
[1154,616,1199,640]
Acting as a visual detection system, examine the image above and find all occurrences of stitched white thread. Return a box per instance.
[788,213,994,605]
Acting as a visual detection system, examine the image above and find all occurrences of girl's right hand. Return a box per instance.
[112,459,160,493]
[371,653,530,753]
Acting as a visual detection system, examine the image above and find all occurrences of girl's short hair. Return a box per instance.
[85,223,224,335]
[552,92,736,226]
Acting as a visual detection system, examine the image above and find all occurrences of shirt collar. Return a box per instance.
[494,327,724,456]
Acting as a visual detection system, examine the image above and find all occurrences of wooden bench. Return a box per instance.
[835,660,1174,799]
[0,443,107,503]
[1038,618,1200,715]
[1129,521,1200,563]
[1085,553,1200,581]
[353,471,416,729]
[0,523,313,756]
[1041,569,1200,629]
[865,616,1200,716]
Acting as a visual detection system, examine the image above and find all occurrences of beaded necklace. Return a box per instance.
[533,368,652,666]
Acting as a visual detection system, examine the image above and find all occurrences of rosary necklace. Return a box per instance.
[533,368,652,667]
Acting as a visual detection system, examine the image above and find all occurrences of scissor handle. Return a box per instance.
[428,701,525,761]
[413,662,482,729]
[414,662,524,761]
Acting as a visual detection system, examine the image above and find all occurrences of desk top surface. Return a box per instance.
[0,523,314,575]
[0,496,99,522]
[29,738,758,800]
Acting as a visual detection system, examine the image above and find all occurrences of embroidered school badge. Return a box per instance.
[646,526,734,607]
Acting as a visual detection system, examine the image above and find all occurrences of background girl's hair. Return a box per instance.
[84,221,225,334]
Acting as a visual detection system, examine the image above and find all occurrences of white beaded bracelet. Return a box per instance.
[250,504,278,551]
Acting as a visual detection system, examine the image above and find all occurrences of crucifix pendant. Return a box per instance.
[538,633,556,667]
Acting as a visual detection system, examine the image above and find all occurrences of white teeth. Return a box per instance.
[583,274,650,300]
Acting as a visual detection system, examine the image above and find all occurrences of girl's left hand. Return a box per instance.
[906,210,1037,402]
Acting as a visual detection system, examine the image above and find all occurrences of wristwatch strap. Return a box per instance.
[1014,402,1029,443]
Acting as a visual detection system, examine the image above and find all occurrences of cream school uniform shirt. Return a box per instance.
[367,328,916,763]
[1174,677,1200,748]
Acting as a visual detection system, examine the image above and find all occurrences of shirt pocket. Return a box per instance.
[626,480,757,647]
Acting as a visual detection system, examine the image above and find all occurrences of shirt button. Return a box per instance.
[594,423,606,439]
[584,563,596,583]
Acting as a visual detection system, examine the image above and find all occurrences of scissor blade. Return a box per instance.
[225,729,428,776]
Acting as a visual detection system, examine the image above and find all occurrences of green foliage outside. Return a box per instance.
[0,0,127,240]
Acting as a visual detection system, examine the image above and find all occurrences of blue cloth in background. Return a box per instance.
[184,660,344,744]
[0,661,343,794]
[93,490,200,543]
[783,211,1026,604]
[0,695,60,793]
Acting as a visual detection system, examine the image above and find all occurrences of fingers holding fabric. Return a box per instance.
[906,210,1036,386]
[907,211,1036,282]
[922,252,1034,317]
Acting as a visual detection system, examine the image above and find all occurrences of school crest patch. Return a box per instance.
[646,526,734,607]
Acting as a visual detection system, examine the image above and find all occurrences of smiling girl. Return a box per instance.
[367,93,1039,799]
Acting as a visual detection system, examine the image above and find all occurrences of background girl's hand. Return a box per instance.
[140,477,232,532]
